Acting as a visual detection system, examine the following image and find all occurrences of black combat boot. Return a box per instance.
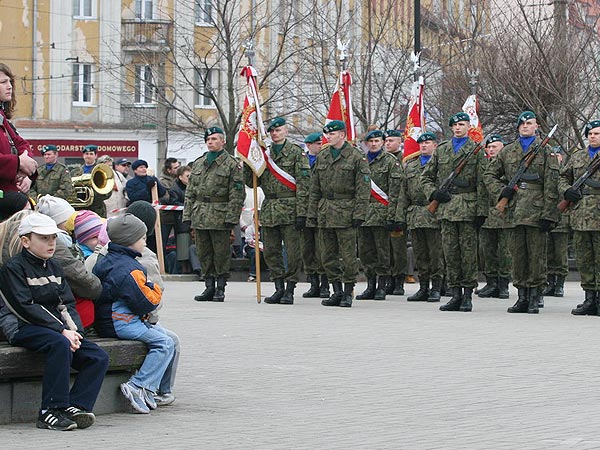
[571,290,597,315]
[374,276,388,300]
[194,277,215,302]
[319,274,330,298]
[322,281,343,306]
[385,277,395,295]
[459,287,473,312]
[280,281,296,305]
[507,288,529,313]
[392,275,405,295]
[528,286,540,314]
[212,276,227,302]
[542,274,556,296]
[497,277,510,299]
[440,287,463,311]
[302,274,320,298]
[554,275,565,297]
[477,276,499,298]
[356,277,376,300]
[264,279,285,304]
[407,280,429,302]
[339,283,354,307]
[427,278,442,302]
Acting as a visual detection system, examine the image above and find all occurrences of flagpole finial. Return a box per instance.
[337,40,350,70]
[243,39,255,66]
[467,69,479,95]
[410,52,421,80]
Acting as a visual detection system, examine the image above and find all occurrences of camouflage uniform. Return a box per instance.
[388,151,409,294]
[29,163,73,201]
[70,164,113,218]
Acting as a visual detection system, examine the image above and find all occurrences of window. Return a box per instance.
[135,65,155,104]
[73,0,94,18]
[195,0,214,25]
[72,64,93,105]
[135,0,153,20]
[194,68,215,107]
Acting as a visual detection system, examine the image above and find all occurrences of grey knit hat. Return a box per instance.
[107,213,147,246]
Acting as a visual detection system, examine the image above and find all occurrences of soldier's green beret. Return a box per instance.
[364,130,384,141]
[448,112,470,127]
[42,144,58,153]
[204,126,224,140]
[304,132,322,144]
[83,144,98,153]
[323,120,346,133]
[267,117,286,132]
[417,132,437,143]
[517,111,536,128]
[584,120,600,137]
[385,129,403,138]
[486,134,506,145]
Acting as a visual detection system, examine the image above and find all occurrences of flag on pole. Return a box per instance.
[237,66,267,176]
[323,71,356,143]
[402,76,425,162]
[462,94,483,143]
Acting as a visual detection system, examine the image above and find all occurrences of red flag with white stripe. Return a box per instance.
[462,94,483,143]
[403,76,425,163]
[323,71,356,143]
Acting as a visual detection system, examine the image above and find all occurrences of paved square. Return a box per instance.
[2,280,600,450]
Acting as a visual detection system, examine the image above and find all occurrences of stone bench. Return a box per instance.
[0,337,147,424]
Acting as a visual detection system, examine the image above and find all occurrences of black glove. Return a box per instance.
[384,220,396,231]
[225,222,238,230]
[564,187,583,203]
[147,177,157,188]
[500,186,515,200]
[539,219,555,233]
[474,216,486,230]
[395,222,408,232]
[295,216,307,230]
[430,189,452,203]
[351,219,364,228]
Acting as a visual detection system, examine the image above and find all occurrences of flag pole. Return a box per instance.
[252,172,261,303]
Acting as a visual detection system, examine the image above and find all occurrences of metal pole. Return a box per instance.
[413,0,421,81]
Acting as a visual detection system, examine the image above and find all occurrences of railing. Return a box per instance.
[121,19,173,51]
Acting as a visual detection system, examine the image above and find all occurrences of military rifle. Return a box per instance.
[426,139,486,214]
[557,151,600,213]
[495,124,558,215]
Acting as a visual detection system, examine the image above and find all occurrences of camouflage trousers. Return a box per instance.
[479,228,512,279]
[389,230,408,277]
[358,226,390,278]
[573,231,600,290]
[195,229,231,277]
[318,227,358,283]
[412,228,444,282]
[263,224,302,282]
[440,220,478,288]
[302,226,324,275]
[508,225,547,288]
[546,231,569,276]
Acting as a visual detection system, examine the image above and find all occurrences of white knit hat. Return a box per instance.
[37,195,75,226]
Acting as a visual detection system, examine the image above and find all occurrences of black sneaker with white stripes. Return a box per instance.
[36,409,77,431]
[64,406,96,429]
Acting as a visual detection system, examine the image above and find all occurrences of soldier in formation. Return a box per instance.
[29,144,73,201]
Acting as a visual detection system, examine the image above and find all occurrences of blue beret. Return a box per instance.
[417,132,437,143]
[385,129,403,138]
[517,111,536,128]
[42,144,58,153]
[304,132,322,144]
[132,159,148,170]
[448,112,470,127]
[83,144,97,153]
[204,126,224,140]
[486,134,506,145]
[584,120,600,137]
[267,117,286,132]
[365,130,384,141]
[323,120,346,133]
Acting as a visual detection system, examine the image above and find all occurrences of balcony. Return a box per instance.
[121,19,173,52]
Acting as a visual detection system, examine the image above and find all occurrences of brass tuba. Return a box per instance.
[69,164,115,208]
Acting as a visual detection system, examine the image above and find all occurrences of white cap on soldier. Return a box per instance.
[18,212,60,236]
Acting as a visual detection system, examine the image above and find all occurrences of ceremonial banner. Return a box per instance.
[237,66,267,176]
[323,71,356,143]
[462,94,483,143]
[403,76,425,162]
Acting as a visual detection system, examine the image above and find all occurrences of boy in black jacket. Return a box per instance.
[0,212,109,431]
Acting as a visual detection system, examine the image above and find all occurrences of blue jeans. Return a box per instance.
[154,323,180,394]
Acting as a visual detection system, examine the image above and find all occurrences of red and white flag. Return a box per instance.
[236,66,267,176]
[323,70,356,143]
[403,76,425,162]
[462,94,483,143]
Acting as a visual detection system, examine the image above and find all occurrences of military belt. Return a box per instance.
[201,196,229,203]
[264,192,296,199]
[447,186,476,194]
[325,193,354,200]
[517,182,543,191]
[582,187,600,195]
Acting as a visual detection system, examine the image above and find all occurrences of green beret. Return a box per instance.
[416,132,437,143]
[42,144,58,153]
[204,126,224,140]
[584,120,600,137]
[448,112,470,127]
[267,117,286,132]
[323,120,346,133]
[517,111,536,128]
[486,134,506,145]
[83,144,97,153]
[364,130,384,141]
[385,129,403,138]
[304,132,322,144]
